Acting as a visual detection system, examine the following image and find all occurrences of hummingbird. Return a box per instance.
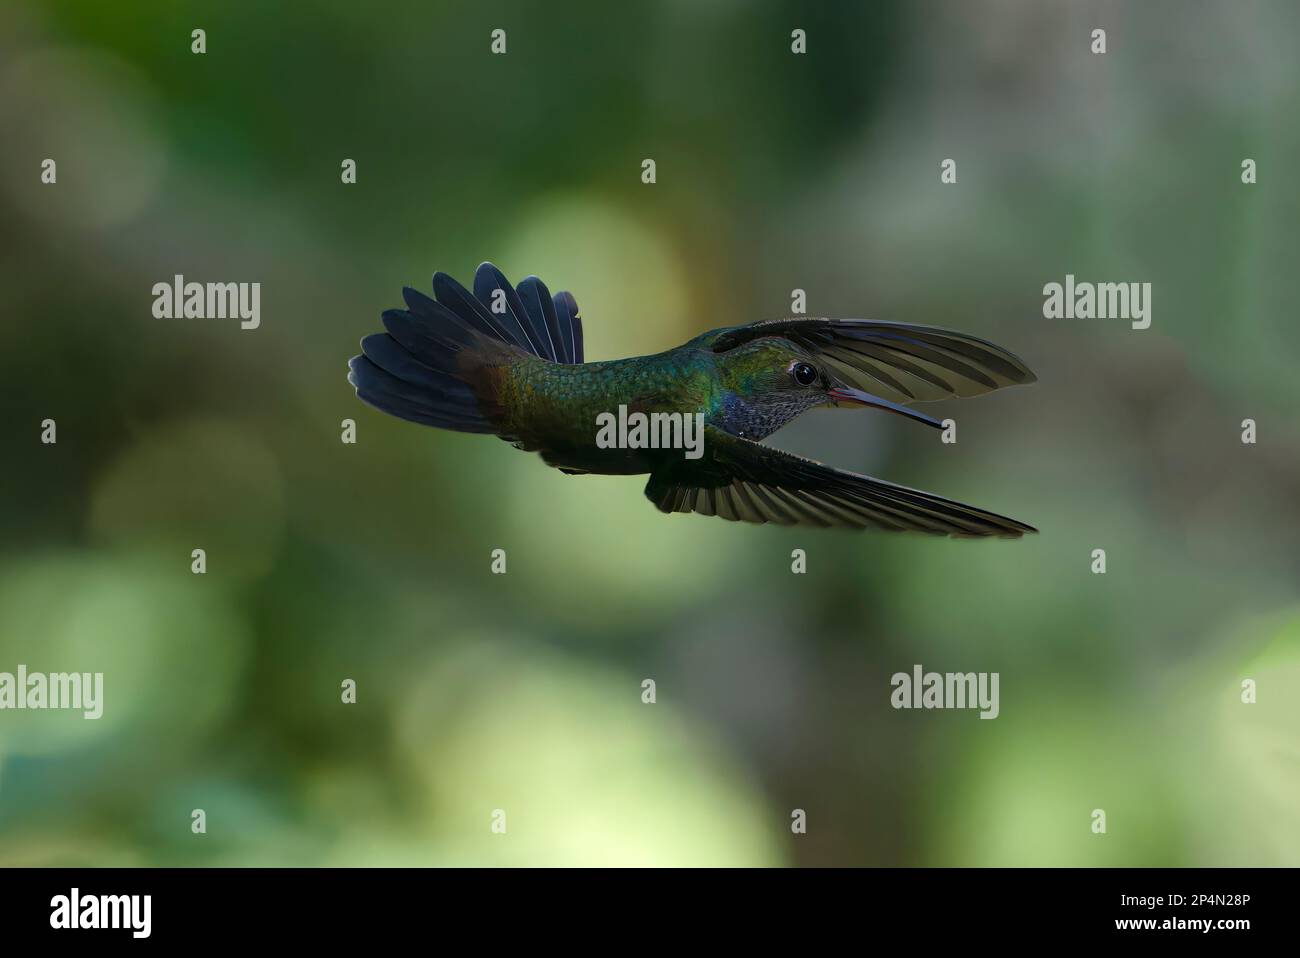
[348,262,1038,537]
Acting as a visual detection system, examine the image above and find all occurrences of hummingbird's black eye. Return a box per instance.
[791,362,818,386]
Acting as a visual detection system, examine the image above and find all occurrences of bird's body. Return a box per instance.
[349,262,1039,537]
[485,339,829,474]
[486,348,715,474]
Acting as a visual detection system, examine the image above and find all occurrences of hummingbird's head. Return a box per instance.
[714,337,945,440]
[713,338,844,439]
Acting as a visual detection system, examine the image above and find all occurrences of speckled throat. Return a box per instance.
[713,390,827,441]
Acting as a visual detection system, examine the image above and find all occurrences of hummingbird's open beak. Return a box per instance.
[828,386,945,430]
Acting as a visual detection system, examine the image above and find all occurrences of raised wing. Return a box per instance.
[688,318,1035,405]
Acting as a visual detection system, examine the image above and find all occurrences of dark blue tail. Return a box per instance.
[348,262,583,433]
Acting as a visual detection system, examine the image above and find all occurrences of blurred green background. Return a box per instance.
[1,0,1298,867]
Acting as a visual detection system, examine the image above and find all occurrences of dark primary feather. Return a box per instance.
[645,426,1036,538]
[472,262,541,354]
[516,275,566,363]
[691,318,1036,405]
[554,290,583,363]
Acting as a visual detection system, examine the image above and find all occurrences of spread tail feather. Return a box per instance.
[348,262,582,434]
